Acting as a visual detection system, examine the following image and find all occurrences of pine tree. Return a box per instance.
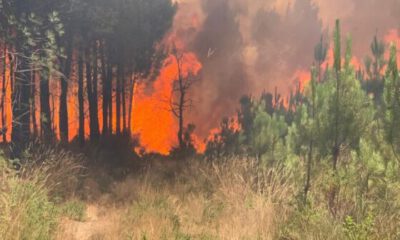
[383,44,400,157]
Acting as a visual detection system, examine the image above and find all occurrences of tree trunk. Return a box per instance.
[128,74,136,135]
[7,49,14,141]
[86,45,98,142]
[329,48,341,214]
[91,42,100,141]
[100,41,108,136]
[78,49,85,147]
[11,46,31,157]
[1,44,7,142]
[304,141,313,204]
[107,63,113,135]
[178,79,185,149]
[116,63,122,135]
[31,70,38,138]
[122,72,126,132]
[40,67,53,141]
[59,39,73,143]
[51,92,56,133]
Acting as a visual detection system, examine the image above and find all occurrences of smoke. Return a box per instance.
[187,0,250,138]
[167,0,400,140]
[314,0,400,55]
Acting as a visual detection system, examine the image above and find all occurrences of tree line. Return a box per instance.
[205,20,400,214]
[0,0,176,156]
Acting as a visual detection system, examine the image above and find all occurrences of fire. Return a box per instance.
[0,50,12,142]
[205,117,240,145]
[293,69,311,92]
[385,29,400,64]
[131,51,202,154]
[192,134,206,153]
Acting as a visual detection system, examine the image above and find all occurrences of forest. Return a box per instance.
[1,0,400,239]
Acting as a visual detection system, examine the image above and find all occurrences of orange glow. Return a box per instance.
[385,29,400,65]
[0,50,12,142]
[206,117,240,144]
[192,134,206,153]
[67,78,80,140]
[131,51,202,154]
[293,69,311,92]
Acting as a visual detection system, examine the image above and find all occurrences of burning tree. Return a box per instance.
[169,44,199,154]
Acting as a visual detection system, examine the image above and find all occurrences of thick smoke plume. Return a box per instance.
[162,0,400,142]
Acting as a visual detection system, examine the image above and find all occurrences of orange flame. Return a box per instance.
[385,29,400,64]
[131,51,202,154]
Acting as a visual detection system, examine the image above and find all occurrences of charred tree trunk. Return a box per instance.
[116,63,122,135]
[78,49,85,147]
[1,44,7,142]
[170,48,194,151]
[85,47,93,140]
[11,46,31,157]
[86,45,99,142]
[177,75,185,149]
[31,70,38,138]
[51,92,56,133]
[59,39,73,143]
[100,41,109,136]
[128,74,136,135]
[91,42,100,141]
[40,67,53,141]
[122,72,126,132]
[107,63,113,135]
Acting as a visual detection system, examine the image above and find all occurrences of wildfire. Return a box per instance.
[131,50,202,154]
[385,29,400,64]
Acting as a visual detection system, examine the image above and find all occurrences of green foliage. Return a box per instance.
[278,208,345,240]
[383,44,400,154]
[0,0,66,71]
[314,35,328,64]
[251,102,288,165]
[204,19,400,238]
[333,19,342,73]
[343,215,374,240]
[315,36,374,160]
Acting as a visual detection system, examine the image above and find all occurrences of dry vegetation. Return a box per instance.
[1,146,400,240]
[0,146,294,240]
[56,157,294,240]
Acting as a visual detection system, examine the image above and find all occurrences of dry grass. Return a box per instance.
[22,145,86,200]
[68,158,295,240]
[3,149,398,240]
[0,146,85,240]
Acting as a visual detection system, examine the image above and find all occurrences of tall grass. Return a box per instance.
[0,146,84,240]
[2,149,399,239]
[103,157,295,240]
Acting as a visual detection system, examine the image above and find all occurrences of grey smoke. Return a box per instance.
[172,0,400,140]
